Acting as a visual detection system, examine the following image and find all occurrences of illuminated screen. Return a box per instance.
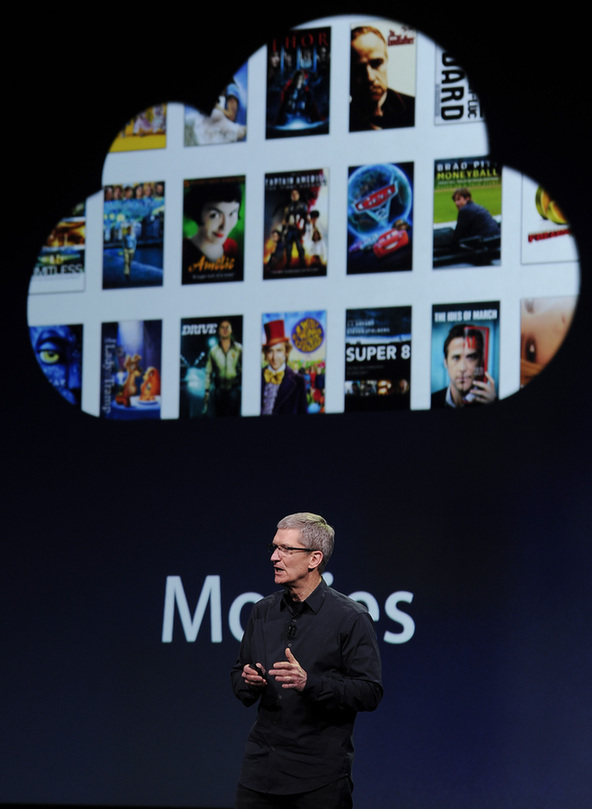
[26,17,579,420]
[3,8,590,809]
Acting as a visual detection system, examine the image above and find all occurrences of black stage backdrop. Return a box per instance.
[3,4,591,809]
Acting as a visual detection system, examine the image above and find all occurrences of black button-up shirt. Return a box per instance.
[231,578,383,794]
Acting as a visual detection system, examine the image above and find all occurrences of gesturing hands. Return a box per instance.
[242,662,267,688]
[242,649,308,691]
[269,648,308,691]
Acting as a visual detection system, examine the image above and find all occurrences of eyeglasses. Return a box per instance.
[267,543,314,557]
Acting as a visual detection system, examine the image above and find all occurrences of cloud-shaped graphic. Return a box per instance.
[26,14,580,420]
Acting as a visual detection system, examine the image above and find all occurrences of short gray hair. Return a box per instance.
[276,512,335,573]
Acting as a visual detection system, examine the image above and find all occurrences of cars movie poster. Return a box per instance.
[346,162,413,274]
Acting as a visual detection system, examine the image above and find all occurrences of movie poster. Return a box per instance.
[349,20,416,132]
[431,301,500,409]
[109,105,166,151]
[520,175,578,264]
[345,307,411,412]
[433,157,501,269]
[29,324,83,407]
[182,175,245,284]
[434,49,483,125]
[264,169,328,279]
[347,162,413,274]
[520,295,577,387]
[266,26,330,138]
[29,202,86,294]
[261,311,326,415]
[185,63,248,145]
[100,320,162,420]
[179,316,243,418]
[102,182,165,288]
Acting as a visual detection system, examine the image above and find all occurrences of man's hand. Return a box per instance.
[470,372,497,404]
[241,662,267,688]
[269,648,307,691]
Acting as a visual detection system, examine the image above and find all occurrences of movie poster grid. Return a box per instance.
[345,307,411,412]
[27,20,578,416]
[182,176,245,284]
[435,49,483,125]
[103,182,165,289]
[349,20,416,132]
[520,296,577,387]
[520,175,578,264]
[180,316,243,418]
[266,26,331,139]
[29,324,83,407]
[264,170,328,279]
[100,320,162,420]
[261,312,326,414]
[185,64,248,146]
[431,302,500,409]
[347,162,413,274]
[433,157,501,269]
[29,202,86,294]
[109,105,167,152]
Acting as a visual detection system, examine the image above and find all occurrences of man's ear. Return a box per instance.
[308,550,323,571]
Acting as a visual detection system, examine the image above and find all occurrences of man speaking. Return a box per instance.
[231,512,383,808]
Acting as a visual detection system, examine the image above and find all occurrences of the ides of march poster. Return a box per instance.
[264,169,328,279]
[179,316,243,418]
[261,311,326,415]
[28,324,83,407]
[100,320,162,420]
[434,49,483,125]
[266,26,330,139]
[432,157,501,269]
[102,182,165,289]
[520,175,578,264]
[182,175,245,284]
[29,201,86,294]
[347,162,413,274]
[184,62,248,146]
[431,302,500,410]
[349,20,416,132]
[345,307,411,412]
[109,105,167,152]
[520,295,577,387]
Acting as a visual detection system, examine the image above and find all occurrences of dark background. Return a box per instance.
[3,3,591,808]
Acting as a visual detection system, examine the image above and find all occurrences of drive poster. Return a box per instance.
[180,316,243,418]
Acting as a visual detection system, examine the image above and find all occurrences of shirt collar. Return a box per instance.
[445,385,458,408]
[281,576,327,614]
